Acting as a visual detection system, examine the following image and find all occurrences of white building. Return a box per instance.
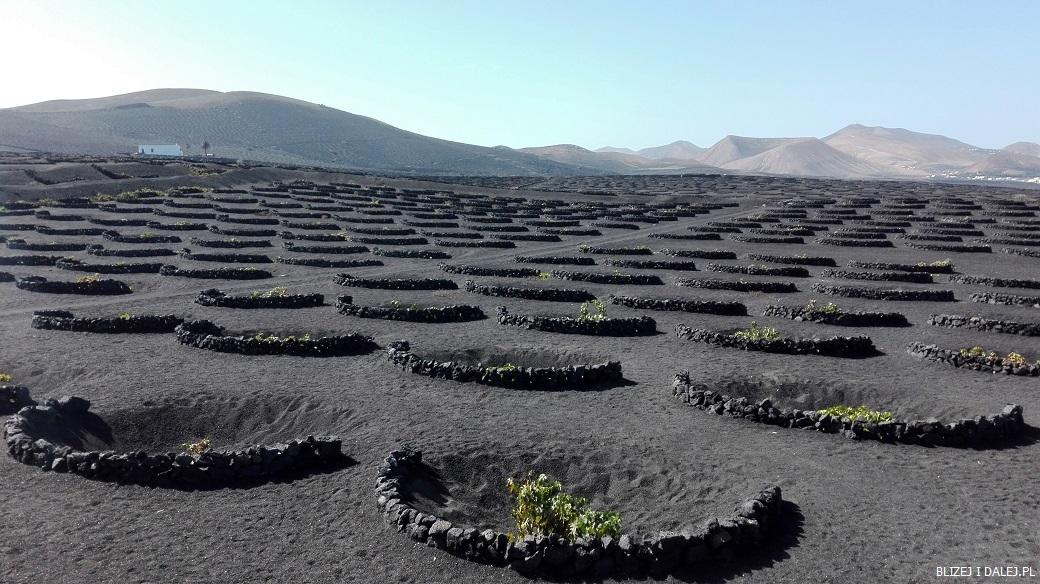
[137,144,183,156]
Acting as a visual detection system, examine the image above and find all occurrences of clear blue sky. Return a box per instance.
[2,0,1037,149]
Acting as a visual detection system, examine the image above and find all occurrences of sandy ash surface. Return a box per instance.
[0,164,1038,584]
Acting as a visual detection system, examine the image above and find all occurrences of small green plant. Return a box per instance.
[959,345,997,360]
[733,321,780,342]
[390,299,401,308]
[38,197,58,206]
[958,347,1031,367]
[578,299,607,322]
[538,271,551,280]
[116,188,166,201]
[251,286,288,298]
[251,332,312,342]
[1004,352,1027,367]
[91,194,114,202]
[486,362,520,374]
[76,273,101,284]
[118,312,132,320]
[805,299,841,315]
[181,438,211,455]
[506,472,622,541]
[188,165,224,177]
[0,372,12,383]
[818,405,893,423]
[917,258,953,269]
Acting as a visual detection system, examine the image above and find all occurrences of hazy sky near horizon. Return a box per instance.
[2,0,1037,149]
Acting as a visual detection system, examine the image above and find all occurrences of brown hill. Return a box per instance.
[1,89,585,176]
[1002,141,1040,158]
[637,140,705,160]
[966,150,1040,177]
[719,138,892,178]
[822,124,991,175]
[696,135,805,167]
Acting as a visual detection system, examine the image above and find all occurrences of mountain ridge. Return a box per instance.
[2,89,1037,181]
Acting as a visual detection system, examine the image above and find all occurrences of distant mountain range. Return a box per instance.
[553,125,1040,182]
[1,88,1037,181]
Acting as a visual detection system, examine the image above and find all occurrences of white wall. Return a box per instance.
[138,144,183,156]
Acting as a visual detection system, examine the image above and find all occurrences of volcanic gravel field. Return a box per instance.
[1,154,1038,583]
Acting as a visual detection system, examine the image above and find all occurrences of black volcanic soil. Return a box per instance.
[1,159,1038,584]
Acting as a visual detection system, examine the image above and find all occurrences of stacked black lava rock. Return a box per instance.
[375,448,784,578]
